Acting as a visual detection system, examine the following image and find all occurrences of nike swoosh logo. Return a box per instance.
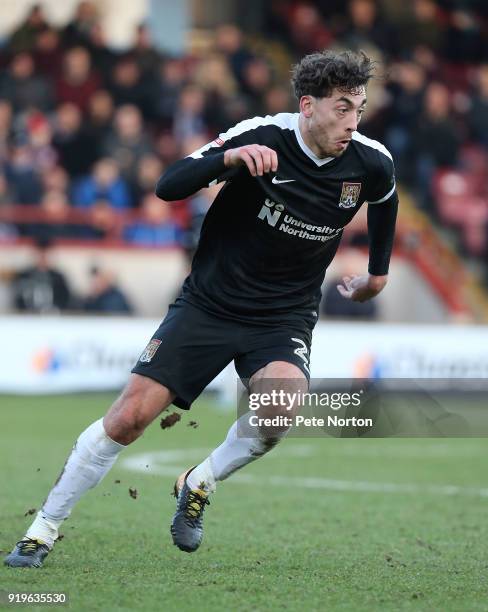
[272,176,296,184]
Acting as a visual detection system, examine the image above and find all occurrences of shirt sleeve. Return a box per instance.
[365,148,398,275]
[367,190,398,276]
[155,118,265,201]
[367,152,396,204]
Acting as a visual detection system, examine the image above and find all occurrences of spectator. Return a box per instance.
[85,90,114,143]
[39,190,71,233]
[62,1,99,49]
[85,200,120,240]
[72,158,131,210]
[155,131,180,166]
[340,0,397,58]
[55,47,101,113]
[102,105,153,183]
[397,0,444,55]
[124,193,183,247]
[52,103,98,177]
[410,43,439,77]
[41,165,70,195]
[384,61,427,182]
[108,56,154,118]
[8,4,49,54]
[194,53,238,101]
[263,1,296,48]
[11,238,72,312]
[5,143,43,204]
[25,110,57,173]
[32,28,64,79]
[172,85,207,141]
[287,3,334,56]
[411,82,461,209]
[155,58,187,127]
[130,23,162,78]
[214,24,254,87]
[241,58,273,116]
[443,8,484,64]
[83,265,132,313]
[84,23,117,82]
[0,53,53,113]
[193,53,239,132]
[130,153,164,205]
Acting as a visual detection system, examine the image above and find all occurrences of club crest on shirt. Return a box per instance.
[139,339,162,363]
[339,182,361,208]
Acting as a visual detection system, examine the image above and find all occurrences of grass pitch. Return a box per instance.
[1,393,488,611]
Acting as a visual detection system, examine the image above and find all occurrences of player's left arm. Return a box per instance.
[337,153,398,303]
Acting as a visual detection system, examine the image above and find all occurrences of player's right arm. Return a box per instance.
[155,121,278,201]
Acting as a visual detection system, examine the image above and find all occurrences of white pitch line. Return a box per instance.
[119,449,488,499]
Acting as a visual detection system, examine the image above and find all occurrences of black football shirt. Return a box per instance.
[156,112,398,327]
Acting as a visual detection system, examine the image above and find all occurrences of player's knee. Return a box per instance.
[104,375,171,444]
[104,399,149,445]
[104,413,144,445]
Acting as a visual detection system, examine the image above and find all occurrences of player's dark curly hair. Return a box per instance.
[291,50,375,99]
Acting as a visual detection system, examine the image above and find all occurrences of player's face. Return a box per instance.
[299,87,367,158]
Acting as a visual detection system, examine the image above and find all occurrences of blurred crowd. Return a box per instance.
[10,237,133,315]
[0,0,488,305]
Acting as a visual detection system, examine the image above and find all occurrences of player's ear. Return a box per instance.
[299,95,314,118]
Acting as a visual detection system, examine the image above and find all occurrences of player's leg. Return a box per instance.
[188,360,307,488]
[5,374,174,568]
[6,299,238,566]
[171,359,308,552]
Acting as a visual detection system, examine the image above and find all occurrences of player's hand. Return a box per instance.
[336,274,387,303]
[224,145,278,177]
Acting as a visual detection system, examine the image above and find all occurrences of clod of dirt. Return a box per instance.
[160,412,181,429]
[24,508,36,516]
[129,488,138,499]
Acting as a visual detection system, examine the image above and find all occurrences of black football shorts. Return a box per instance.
[131,298,312,409]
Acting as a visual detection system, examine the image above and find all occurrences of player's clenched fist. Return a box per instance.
[224,144,278,177]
